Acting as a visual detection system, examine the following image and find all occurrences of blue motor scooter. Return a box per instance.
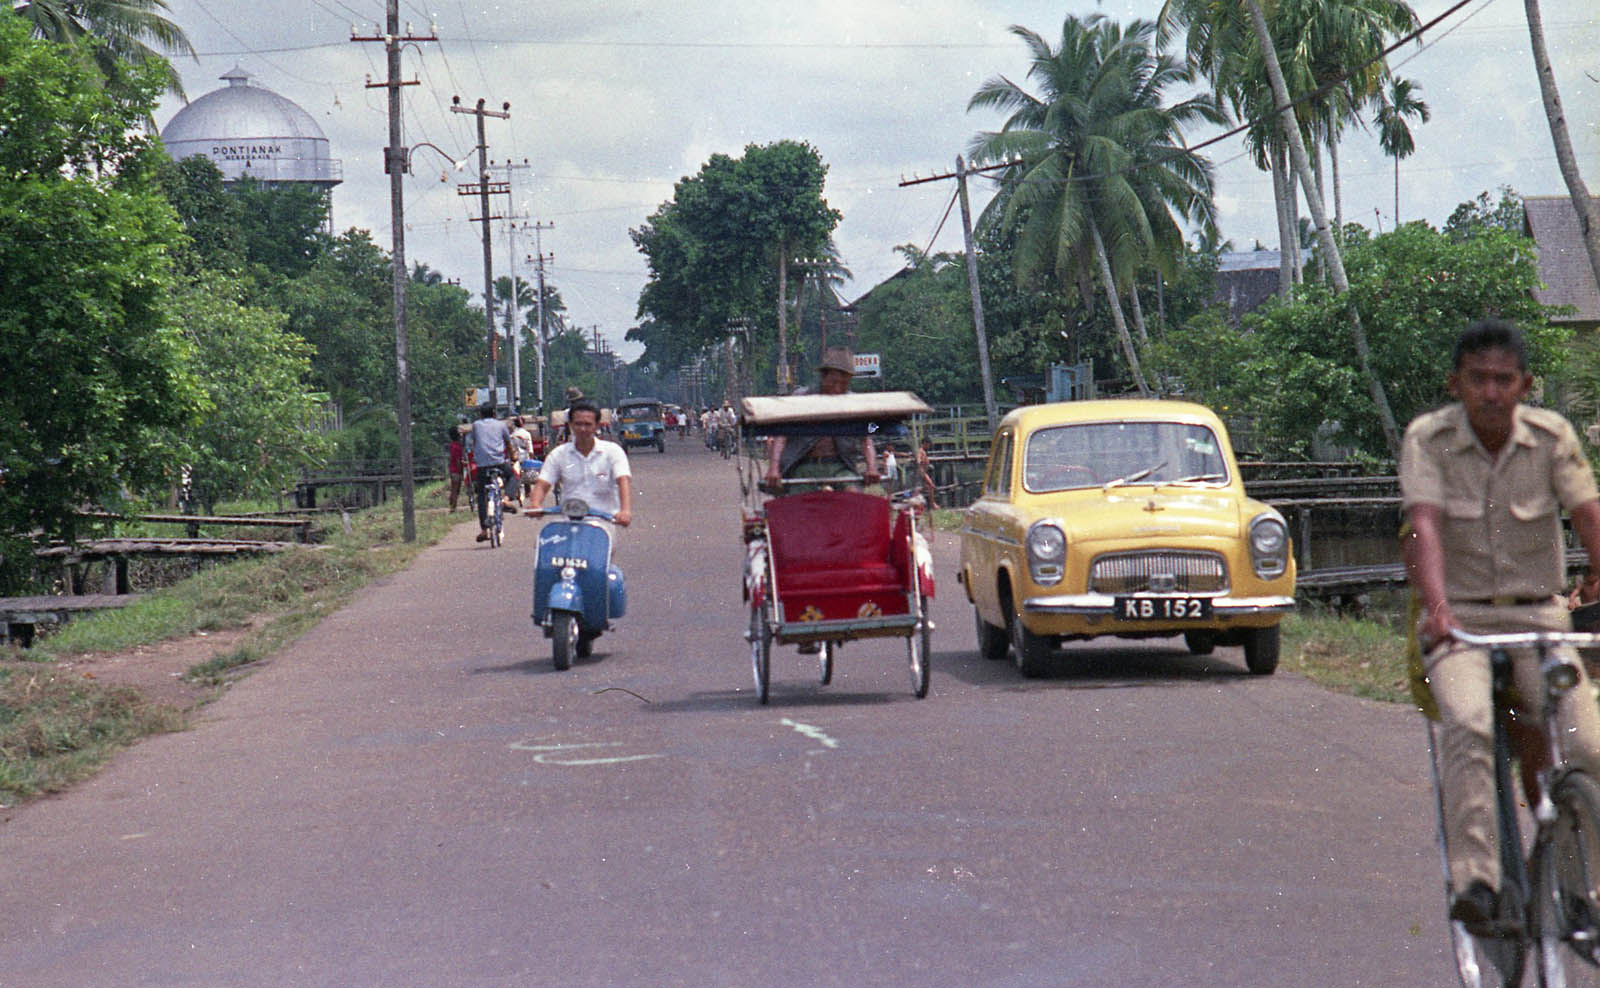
[532,498,627,670]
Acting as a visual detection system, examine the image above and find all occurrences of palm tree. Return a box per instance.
[1160,0,1417,289]
[1375,76,1430,224]
[1524,0,1600,292]
[13,0,195,98]
[967,14,1219,397]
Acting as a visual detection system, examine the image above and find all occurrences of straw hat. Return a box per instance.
[817,345,855,376]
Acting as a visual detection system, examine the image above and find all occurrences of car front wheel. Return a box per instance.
[1242,625,1280,676]
[1010,609,1052,678]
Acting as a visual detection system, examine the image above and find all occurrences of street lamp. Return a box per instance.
[396,141,469,182]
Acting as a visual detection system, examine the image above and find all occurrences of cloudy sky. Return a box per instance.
[154,0,1598,363]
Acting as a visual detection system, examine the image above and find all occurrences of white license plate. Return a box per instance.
[1114,596,1212,620]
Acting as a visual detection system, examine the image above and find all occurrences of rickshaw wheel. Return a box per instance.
[749,601,771,704]
[818,642,834,685]
[909,598,932,698]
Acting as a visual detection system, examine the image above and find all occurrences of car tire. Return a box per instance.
[1009,609,1052,678]
[974,608,1009,661]
[1242,625,1280,676]
[1183,631,1217,656]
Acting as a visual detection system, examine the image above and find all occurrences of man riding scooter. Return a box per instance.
[525,399,634,669]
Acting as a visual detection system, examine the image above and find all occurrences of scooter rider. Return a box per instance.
[528,398,633,535]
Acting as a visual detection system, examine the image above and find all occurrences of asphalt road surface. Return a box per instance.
[1,433,1457,986]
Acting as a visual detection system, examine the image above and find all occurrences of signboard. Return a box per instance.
[464,387,510,409]
[853,352,881,378]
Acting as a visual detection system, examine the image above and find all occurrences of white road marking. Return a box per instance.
[779,718,840,750]
[509,740,664,766]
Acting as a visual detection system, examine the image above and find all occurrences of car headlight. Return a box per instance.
[1249,513,1289,579]
[1027,521,1066,586]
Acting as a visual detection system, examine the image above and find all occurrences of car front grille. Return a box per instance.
[1088,550,1227,594]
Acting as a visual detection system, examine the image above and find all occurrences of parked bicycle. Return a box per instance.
[1431,627,1600,988]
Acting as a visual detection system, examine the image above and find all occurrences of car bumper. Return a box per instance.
[1022,593,1296,617]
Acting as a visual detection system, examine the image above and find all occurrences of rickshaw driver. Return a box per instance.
[1403,318,1600,935]
[528,398,633,538]
[763,345,882,491]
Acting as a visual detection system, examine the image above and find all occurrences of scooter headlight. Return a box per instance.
[562,497,590,520]
[560,566,577,582]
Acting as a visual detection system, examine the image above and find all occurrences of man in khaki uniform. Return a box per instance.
[1402,318,1600,934]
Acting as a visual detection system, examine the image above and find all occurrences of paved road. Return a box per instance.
[1,435,1456,986]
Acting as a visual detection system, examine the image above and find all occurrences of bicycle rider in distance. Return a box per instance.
[762,345,882,494]
[1401,318,1600,936]
[469,402,520,543]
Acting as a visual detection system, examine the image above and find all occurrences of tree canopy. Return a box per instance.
[630,140,841,385]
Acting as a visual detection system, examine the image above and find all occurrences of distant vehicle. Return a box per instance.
[615,398,666,453]
[957,399,1296,677]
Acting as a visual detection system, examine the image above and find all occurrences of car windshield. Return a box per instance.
[618,404,661,423]
[1022,420,1228,493]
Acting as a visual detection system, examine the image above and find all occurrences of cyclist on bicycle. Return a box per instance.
[469,403,519,543]
[1401,319,1600,934]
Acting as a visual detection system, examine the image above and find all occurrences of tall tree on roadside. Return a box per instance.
[631,141,841,395]
[0,19,199,568]
[1523,0,1600,293]
[1240,0,1400,453]
[967,14,1219,397]
[12,0,193,98]
[1375,76,1430,224]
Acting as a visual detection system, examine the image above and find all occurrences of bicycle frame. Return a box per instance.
[1432,627,1600,987]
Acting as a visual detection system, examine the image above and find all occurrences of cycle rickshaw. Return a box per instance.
[737,391,937,704]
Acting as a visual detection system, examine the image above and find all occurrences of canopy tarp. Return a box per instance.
[740,391,930,428]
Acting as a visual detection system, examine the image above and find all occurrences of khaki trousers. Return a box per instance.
[1426,600,1600,893]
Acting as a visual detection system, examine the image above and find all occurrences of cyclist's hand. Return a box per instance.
[1418,601,1460,654]
[762,469,782,494]
[1578,571,1600,605]
[863,470,882,486]
[614,509,632,528]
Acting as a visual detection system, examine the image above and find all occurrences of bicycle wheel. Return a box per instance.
[1432,723,1528,988]
[1535,771,1600,986]
[488,478,503,548]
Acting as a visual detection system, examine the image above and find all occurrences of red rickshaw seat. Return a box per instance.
[765,490,907,596]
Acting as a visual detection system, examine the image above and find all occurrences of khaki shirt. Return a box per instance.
[1400,402,1598,600]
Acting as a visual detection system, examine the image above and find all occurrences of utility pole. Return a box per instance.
[354,8,435,543]
[526,221,554,413]
[493,160,533,412]
[901,159,999,432]
[452,96,510,402]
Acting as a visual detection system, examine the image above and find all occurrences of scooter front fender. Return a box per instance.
[546,580,583,619]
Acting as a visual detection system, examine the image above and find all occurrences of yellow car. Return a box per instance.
[957,399,1296,676]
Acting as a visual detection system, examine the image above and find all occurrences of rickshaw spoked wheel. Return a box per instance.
[749,599,772,704]
[908,598,931,699]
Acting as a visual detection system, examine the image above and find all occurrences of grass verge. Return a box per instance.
[1,483,462,806]
[1281,606,1415,706]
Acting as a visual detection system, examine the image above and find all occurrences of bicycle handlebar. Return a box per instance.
[532,506,616,521]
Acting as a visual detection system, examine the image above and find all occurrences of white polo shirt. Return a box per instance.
[538,439,632,516]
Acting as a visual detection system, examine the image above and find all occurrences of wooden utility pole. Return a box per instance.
[354,7,435,543]
[527,222,553,413]
[900,159,1002,433]
[954,157,999,433]
[452,97,510,401]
